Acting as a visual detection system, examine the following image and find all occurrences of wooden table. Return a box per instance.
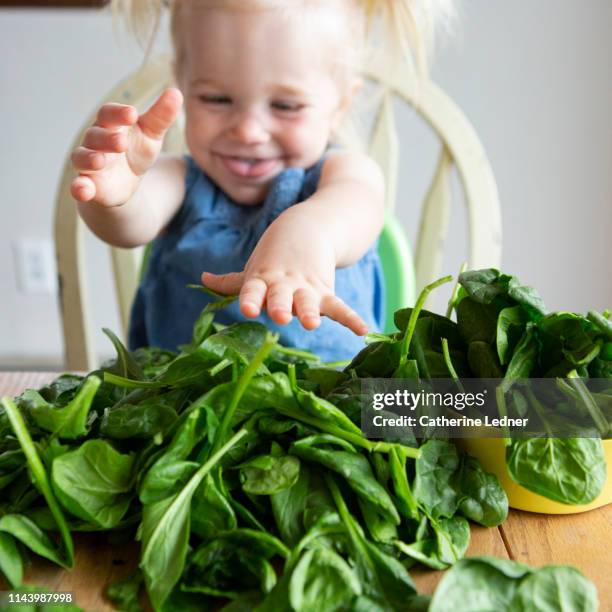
[2,372,611,611]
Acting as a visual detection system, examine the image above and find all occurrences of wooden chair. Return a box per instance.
[54,54,501,370]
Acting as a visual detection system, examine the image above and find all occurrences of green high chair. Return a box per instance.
[55,54,501,370]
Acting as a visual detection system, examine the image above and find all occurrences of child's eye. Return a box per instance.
[271,101,304,112]
[199,95,232,105]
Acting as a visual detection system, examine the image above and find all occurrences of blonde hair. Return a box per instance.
[112,0,455,150]
[112,0,455,77]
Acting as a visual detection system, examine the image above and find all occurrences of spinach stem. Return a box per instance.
[276,407,419,458]
[441,337,465,394]
[321,360,351,369]
[400,276,453,366]
[212,334,278,454]
[494,387,512,445]
[273,345,319,361]
[524,388,553,436]
[208,358,233,377]
[103,372,160,389]
[445,262,467,318]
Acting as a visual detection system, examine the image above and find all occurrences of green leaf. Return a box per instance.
[191,473,237,540]
[52,440,136,528]
[139,428,249,609]
[0,514,66,568]
[507,437,606,505]
[511,565,598,611]
[413,440,459,519]
[502,325,538,389]
[429,556,532,611]
[459,268,512,303]
[182,530,289,599]
[100,399,177,439]
[138,409,205,504]
[457,298,501,345]
[326,475,416,609]
[497,306,529,366]
[291,435,400,525]
[0,531,23,587]
[103,327,144,380]
[454,455,508,527]
[239,453,300,496]
[395,516,469,570]
[289,548,361,611]
[27,376,101,439]
[106,570,144,612]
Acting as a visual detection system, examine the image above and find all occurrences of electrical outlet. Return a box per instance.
[13,239,57,295]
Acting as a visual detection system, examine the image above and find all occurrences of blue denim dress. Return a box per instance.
[128,155,385,362]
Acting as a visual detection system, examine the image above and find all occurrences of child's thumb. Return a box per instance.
[138,88,183,141]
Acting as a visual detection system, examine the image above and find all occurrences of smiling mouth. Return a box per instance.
[217,154,281,179]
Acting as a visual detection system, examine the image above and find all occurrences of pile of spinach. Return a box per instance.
[451,269,611,504]
[0,269,604,611]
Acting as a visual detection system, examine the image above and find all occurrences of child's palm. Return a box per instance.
[71,88,183,207]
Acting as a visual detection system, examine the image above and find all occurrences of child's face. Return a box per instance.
[178,5,355,205]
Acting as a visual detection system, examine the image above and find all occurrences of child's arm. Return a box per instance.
[71,88,185,248]
[202,151,385,334]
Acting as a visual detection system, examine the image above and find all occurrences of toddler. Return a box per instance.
[72,0,451,362]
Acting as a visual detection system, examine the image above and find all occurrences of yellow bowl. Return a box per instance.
[457,435,612,514]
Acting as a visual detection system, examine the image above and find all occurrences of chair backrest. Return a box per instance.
[54,54,501,370]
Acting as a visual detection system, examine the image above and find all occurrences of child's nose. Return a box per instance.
[229,114,270,144]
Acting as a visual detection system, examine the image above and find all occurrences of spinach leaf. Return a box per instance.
[395,515,469,570]
[191,473,236,540]
[139,427,249,609]
[326,476,416,610]
[238,446,300,496]
[25,376,101,439]
[506,437,606,505]
[429,556,532,611]
[106,570,144,612]
[288,548,361,611]
[0,513,67,568]
[511,565,598,611]
[100,398,177,439]
[0,530,23,587]
[291,435,400,525]
[102,327,144,381]
[51,439,136,528]
[454,455,508,527]
[413,440,459,519]
[496,305,529,365]
[430,557,597,612]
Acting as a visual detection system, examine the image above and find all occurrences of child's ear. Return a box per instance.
[331,77,364,130]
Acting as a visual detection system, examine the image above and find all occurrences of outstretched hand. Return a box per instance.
[71,88,183,207]
[201,212,369,336]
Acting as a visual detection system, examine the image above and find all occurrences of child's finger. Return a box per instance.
[239,278,268,318]
[71,147,105,172]
[294,288,321,330]
[266,283,293,325]
[320,295,368,336]
[71,175,96,202]
[138,88,183,141]
[82,127,127,153]
[95,103,138,129]
[201,270,244,295]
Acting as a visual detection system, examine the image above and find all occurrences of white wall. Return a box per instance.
[1,1,610,366]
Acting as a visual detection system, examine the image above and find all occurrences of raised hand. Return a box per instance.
[70,88,183,207]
